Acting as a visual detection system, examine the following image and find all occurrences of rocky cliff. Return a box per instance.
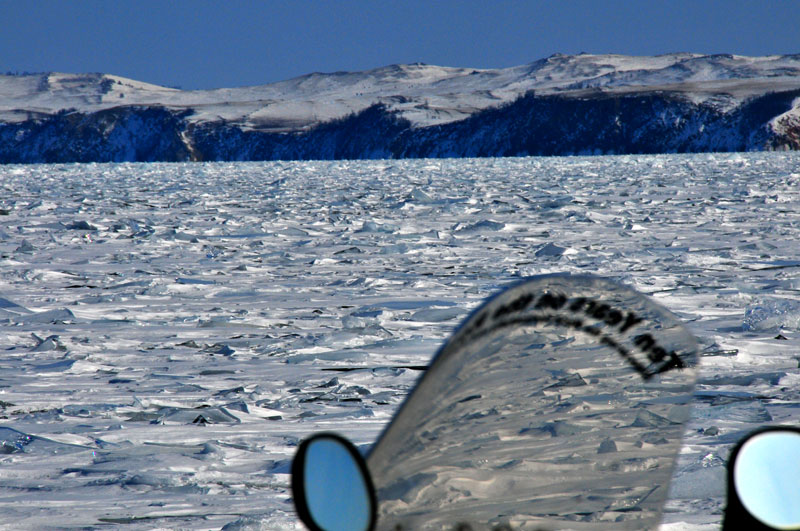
[2,54,799,162]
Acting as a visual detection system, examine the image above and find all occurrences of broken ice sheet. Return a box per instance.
[2,154,800,529]
[0,427,89,455]
[744,297,800,331]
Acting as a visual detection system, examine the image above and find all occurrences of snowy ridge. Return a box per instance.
[1,54,799,162]
[2,54,800,129]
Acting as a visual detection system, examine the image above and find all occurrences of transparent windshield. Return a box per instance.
[366,275,699,530]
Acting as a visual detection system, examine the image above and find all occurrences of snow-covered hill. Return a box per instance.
[1,53,799,162]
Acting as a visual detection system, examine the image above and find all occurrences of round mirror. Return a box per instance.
[731,428,800,530]
[291,433,376,531]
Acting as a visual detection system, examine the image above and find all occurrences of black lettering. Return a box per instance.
[512,293,534,311]
[650,352,685,375]
[581,325,601,336]
[605,309,623,326]
[667,351,685,369]
[590,303,610,321]
[601,336,648,376]
[466,301,685,382]
[569,297,587,313]
[600,336,615,349]
[648,346,668,363]
[634,334,656,350]
[493,293,533,319]
[554,316,583,329]
[620,312,644,333]
[536,292,567,311]
[457,394,482,403]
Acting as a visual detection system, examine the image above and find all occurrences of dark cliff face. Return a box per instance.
[190,104,410,161]
[0,106,192,163]
[1,90,798,163]
[396,89,800,157]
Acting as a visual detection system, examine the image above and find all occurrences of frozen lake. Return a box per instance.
[1,153,800,529]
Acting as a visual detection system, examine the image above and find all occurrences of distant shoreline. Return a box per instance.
[1,54,798,163]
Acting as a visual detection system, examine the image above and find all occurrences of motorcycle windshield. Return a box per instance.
[366,275,699,530]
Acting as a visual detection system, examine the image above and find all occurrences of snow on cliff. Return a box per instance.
[2,53,799,132]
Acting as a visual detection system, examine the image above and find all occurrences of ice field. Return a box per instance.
[1,153,800,529]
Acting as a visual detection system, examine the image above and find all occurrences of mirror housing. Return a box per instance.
[291,433,377,531]
[725,426,800,530]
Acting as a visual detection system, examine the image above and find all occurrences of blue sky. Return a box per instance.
[2,1,798,89]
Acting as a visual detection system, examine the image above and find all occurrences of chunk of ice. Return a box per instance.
[0,427,88,454]
[14,240,35,253]
[454,219,505,233]
[409,307,464,322]
[535,242,567,258]
[744,298,800,331]
[66,220,98,231]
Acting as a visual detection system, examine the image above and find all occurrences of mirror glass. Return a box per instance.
[366,275,699,530]
[734,430,800,530]
[299,435,373,531]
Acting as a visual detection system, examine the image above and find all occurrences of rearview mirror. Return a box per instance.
[291,433,376,531]
[725,427,800,530]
